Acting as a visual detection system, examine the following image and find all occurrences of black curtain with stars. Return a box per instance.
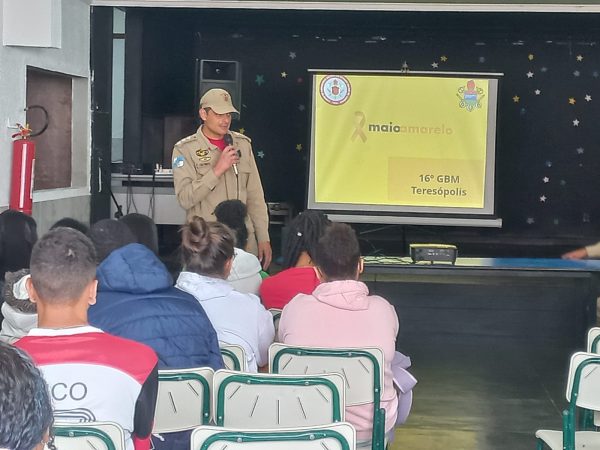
[136,8,600,256]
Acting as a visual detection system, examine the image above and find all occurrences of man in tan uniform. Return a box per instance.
[172,88,272,269]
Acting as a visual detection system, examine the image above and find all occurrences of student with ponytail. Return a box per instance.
[175,217,274,372]
[260,210,331,309]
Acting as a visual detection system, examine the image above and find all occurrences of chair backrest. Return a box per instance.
[190,423,356,450]
[153,367,214,433]
[269,343,386,450]
[269,308,283,339]
[212,369,345,429]
[269,343,384,406]
[51,421,125,450]
[566,352,600,411]
[219,343,248,372]
[586,327,600,353]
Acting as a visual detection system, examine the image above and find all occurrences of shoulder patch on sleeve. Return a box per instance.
[231,130,251,143]
[175,135,196,147]
[173,155,185,168]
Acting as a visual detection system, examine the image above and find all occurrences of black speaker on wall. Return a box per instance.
[195,59,242,117]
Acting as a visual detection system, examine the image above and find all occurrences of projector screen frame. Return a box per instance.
[306,69,504,228]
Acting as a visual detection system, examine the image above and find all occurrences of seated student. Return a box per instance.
[176,217,275,372]
[0,269,35,343]
[87,219,223,370]
[260,210,331,309]
[15,228,159,450]
[50,217,89,235]
[278,223,400,443]
[0,341,54,450]
[1,218,90,343]
[214,200,263,295]
[119,213,160,256]
[0,210,37,304]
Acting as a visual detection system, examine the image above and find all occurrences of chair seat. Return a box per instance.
[536,429,600,449]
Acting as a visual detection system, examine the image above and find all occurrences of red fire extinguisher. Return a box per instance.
[10,123,35,215]
[9,106,48,216]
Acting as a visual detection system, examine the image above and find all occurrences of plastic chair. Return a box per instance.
[212,369,345,429]
[586,327,600,353]
[153,367,214,433]
[51,421,125,450]
[536,352,600,450]
[190,423,356,450]
[269,308,282,339]
[269,343,386,450]
[219,343,248,372]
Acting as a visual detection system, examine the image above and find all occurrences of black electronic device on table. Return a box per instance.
[409,243,458,264]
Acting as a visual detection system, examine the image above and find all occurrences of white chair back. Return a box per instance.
[269,343,384,406]
[153,367,214,433]
[219,343,248,371]
[190,423,356,450]
[50,421,125,450]
[587,327,600,353]
[212,369,345,429]
[566,352,600,411]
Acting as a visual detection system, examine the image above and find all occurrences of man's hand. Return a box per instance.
[562,247,588,260]
[258,241,272,270]
[213,145,240,177]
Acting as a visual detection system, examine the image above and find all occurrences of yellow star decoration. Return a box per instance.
[238,128,245,134]
[568,97,576,105]
[528,54,534,61]
[281,72,288,78]
[296,144,303,152]
[440,55,448,62]
[512,95,520,103]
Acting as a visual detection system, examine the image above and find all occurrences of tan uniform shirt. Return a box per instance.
[172,126,269,255]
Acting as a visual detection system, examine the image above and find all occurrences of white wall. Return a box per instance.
[0,0,91,233]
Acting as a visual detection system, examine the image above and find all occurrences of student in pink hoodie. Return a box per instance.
[278,222,400,442]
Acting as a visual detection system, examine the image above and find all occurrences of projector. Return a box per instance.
[409,244,458,264]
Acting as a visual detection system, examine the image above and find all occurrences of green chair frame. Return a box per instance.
[154,369,212,432]
[219,343,246,371]
[52,424,120,450]
[270,345,385,450]
[214,372,343,427]
[191,425,355,450]
[536,353,600,450]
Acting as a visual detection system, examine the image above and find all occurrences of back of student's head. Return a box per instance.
[50,217,89,235]
[88,218,136,263]
[314,223,361,281]
[0,210,38,280]
[119,213,159,255]
[282,210,331,269]
[214,200,248,249]
[0,342,53,450]
[180,216,235,278]
[30,228,97,303]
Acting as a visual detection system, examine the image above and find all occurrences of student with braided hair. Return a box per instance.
[260,210,331,309]
[176,217,274,372]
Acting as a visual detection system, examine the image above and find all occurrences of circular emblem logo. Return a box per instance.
[320,75,351,106]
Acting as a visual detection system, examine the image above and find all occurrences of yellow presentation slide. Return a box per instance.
[313,74,491,208]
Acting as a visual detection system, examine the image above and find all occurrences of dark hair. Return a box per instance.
[214,200,248,249]
[180,217,235,278]
[88,219,136,262]
[314,223,361,281]
[0,210,38,281]
[282,210,331,269]
[0,342,53,450]
[30,228,97,303]
[119,213,159,255]
[50,217,89,235]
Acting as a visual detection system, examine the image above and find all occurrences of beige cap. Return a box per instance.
[199,88,239,114]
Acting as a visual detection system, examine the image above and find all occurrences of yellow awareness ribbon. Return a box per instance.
[351,111,367,143]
